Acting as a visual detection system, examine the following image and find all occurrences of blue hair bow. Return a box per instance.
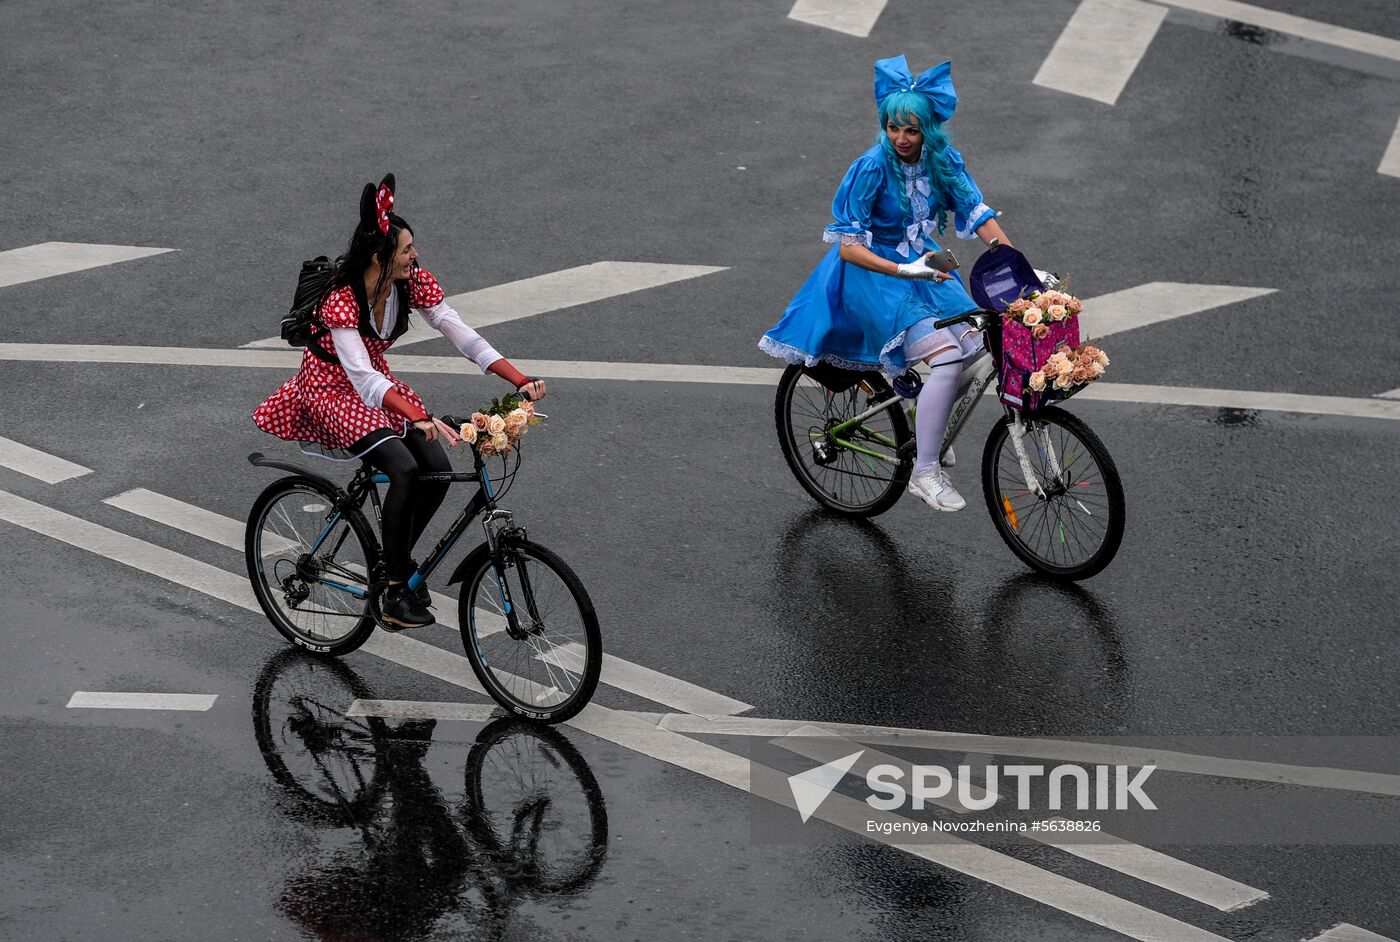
[873,55,957,122]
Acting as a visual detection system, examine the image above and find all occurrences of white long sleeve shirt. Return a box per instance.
[330,289,503,408]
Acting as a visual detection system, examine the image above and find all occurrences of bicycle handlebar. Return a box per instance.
[932,309,998,330]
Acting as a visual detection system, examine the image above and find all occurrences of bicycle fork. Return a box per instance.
[929,353,1049,501]
[482,510,542,639]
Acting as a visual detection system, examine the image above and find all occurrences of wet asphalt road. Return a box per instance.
[2,0,1399,940]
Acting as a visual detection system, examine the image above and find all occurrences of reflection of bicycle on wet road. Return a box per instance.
[251,650,609,939]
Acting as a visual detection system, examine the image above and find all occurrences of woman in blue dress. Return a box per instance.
[759,55,1013,512]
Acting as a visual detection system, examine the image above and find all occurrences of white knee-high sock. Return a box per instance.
[914,347,963,474]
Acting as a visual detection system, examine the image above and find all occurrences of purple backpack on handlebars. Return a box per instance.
[968,244,1080,411]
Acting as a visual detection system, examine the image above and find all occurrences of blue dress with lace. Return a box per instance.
[759,142,997,377]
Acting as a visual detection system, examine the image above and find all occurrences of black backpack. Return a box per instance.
[281,256,340,364]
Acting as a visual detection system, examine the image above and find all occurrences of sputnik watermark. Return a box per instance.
[787,750,1156,824]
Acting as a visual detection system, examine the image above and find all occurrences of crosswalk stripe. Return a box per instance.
[0,242,175,289]
[12,482,750,716]
[67,691,217,711]
[0,487,1306,938]
[779,725,1269,912]
[1034,0,1168,105]
[575,709,1234,942]
[1306,925,1399,942]
[242,261,728,350]
[1381,117,1400,178]
[0,435,91,483]
[786,0,887,37]
[1079,283,1275,338]
[1157,0,1400,61]
[346,698,500,721]
[105,488,255,551]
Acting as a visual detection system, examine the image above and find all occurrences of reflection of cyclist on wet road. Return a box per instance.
[279,719,472,941]
[254,652,607,939]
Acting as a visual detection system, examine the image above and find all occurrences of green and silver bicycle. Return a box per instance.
[774,309,1125,580]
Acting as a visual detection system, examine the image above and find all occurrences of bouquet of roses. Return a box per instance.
[456,393,543,457]
[1030,342,1109,394]
[1005,288,1084,340]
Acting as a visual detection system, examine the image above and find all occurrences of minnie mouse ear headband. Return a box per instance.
[358,173,397,236]
[873,55,957,123]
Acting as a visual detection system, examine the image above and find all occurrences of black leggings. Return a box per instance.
[352,428,452,581]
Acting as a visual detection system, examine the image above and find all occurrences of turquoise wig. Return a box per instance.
[876,90,975,235]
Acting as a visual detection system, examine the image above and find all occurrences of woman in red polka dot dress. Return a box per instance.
[253,174,547,630]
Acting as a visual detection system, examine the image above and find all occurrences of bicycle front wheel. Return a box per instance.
[982,407,1125,580]
[775,365,913,518]
[458,539,601,723]
[246,476,380,655]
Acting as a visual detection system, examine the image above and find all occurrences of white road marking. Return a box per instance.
[786,0,887,37]
[1034,0,1168,105]
[0,436,91,483]
[3,341,1397,421]
[1306,925,1399,942]
[0,486,747,716]
[104,488,290,553]
[0,242,175,289]
[779,725,1268,912]
[1156,0,1400,61]
[1050,840,1268,911]
[1079,283,1275,338]
[1072,382,1400,421]
[243,261,728,350]
[95,482,746,713]
[570,708,1237,942]
[0,488,1328,938]
[654,713,1400,797]
[1382,117,1400,178]
[1378,388,1400,400]
[557,642,751,716]
[67,691,217,711]
[346,698,500,721]
[0,489,260,610]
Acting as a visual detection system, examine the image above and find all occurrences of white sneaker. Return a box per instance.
[907,467,966,512]
[941,445,955,468]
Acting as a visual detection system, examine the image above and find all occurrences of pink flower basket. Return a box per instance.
[997,314,1081,411]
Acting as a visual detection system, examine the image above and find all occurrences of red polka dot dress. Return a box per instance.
[252,268,446,452]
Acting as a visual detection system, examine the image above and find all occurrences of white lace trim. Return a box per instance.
[823,229,872,247]
[897,162,936,258]
[956,203,996,240]
[758,335,881,373]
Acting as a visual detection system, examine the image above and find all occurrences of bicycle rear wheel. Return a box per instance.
[774,365,913,518]
[457,539,601,723]
[246,476,380,655]
[981,407,1125,580]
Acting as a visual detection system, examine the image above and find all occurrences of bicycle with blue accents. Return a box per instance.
[244,415,601,723]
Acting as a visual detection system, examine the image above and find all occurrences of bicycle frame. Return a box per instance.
[300,447,538,631]
[817,337,1049,499]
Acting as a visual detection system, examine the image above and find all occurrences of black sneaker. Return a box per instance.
[381,583,435,630]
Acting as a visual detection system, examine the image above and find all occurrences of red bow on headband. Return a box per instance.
[375,184,395,235]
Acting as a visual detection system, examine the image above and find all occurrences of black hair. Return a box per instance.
[324,173,417,309]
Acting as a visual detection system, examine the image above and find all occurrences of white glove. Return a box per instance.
[895,256,950,281]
